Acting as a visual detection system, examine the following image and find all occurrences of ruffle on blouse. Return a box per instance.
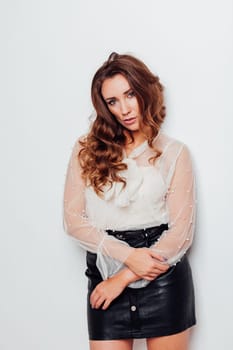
[102,158,143,207]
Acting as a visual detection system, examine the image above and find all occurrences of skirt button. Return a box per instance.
[131,305,137,312]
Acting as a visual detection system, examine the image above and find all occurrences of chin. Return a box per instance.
[125,123,140,131]
[124,127,139,133]
[130,126,140,132]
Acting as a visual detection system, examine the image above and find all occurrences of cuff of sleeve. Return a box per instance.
[102,240,135,263]
[128,279,150,289]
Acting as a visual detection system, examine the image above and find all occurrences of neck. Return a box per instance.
[125,131,147,146]
[124,131,147,156]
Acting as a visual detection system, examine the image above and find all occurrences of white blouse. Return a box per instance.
[63,131,196,288]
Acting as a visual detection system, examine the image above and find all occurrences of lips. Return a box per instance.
[123,117,137,125]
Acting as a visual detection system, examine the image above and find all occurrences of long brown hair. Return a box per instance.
[79,52,166,195]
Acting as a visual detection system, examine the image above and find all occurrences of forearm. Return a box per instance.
[111,267,140,287]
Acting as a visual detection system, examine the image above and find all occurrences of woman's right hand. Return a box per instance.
[125,248,169,280]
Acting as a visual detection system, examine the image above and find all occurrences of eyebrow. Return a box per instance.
[104,88,132,102]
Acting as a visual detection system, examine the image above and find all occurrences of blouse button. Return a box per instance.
[131,305,137,312]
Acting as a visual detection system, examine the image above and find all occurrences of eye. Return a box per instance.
[107,99,116,106]
[127,90,135,98]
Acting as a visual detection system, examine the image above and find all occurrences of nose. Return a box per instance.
[120,99,130,116]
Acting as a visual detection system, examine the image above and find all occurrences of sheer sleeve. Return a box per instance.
[63,138,134,280]
[129,142,196,289]
[150,143,196,265]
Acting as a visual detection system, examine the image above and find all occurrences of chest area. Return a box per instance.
[85,166,167,209]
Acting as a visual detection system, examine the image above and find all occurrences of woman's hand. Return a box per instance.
[90,269,139,310]
[125,248,169,280]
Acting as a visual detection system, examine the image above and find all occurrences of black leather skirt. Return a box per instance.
[85,224,196,340]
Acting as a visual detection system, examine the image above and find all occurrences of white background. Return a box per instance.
[0,1,233,349]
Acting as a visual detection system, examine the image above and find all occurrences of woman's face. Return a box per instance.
[101,74,141,132]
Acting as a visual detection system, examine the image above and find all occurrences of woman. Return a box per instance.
[63,52,196,350]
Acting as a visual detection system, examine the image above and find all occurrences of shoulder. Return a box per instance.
[158,131,184,146]
[156,131,186,151]
[156,131,193,164]
[73,133,88,149]
[68,134,88,158]
[156,132,193,183]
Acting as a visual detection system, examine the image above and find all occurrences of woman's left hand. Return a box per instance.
[90,268,139,310]
[90,277,125,310]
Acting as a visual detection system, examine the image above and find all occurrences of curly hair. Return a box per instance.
[79,52,166,195]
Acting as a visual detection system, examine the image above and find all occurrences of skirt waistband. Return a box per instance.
[106,223,168,248]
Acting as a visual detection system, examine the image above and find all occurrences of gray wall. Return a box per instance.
[1,0,233,349]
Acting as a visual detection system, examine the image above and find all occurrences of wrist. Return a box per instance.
[124,248,136,267]
[119,268,140,285]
